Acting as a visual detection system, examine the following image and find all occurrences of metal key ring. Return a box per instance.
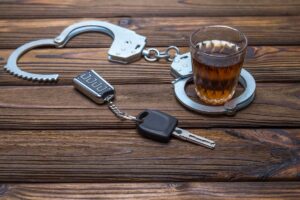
[4,20,147,82]
[173,68,256,115]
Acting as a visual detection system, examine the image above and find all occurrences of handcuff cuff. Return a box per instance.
[4,20,256,115]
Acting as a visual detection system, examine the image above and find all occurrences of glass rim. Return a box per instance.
[189,25,248,58]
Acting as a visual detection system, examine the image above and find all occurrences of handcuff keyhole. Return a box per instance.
[180,55,188,59]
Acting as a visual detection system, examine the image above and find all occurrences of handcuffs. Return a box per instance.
[4,20,256,115]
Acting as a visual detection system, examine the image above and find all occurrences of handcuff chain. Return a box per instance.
[142,46,180,62]
[107,100,141,123]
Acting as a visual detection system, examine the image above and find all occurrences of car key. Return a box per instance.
[136,109,215,149]
[73,70,215,149]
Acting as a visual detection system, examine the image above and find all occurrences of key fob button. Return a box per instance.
[136,110,178,143]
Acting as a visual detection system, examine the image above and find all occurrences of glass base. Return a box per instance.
[195,88,235,105]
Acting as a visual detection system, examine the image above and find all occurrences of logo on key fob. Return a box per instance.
[73,70,115,104]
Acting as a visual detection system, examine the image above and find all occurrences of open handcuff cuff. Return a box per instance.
[4,20,256,115]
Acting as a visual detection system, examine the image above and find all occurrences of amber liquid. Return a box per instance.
[192,40,244,105]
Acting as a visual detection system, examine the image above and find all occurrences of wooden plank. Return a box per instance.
[0,0,299,19]
[0,17,299,49]
[0,83,299,129]
[1,46,300,85]
[1,182,300,199]
[0,128,298,182]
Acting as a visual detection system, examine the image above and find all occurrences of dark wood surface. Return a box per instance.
[0,17,300,48]
[0,0,299,199]
[0,83,299,129]
[0,0,299,18]
[1,182,300,199]
[1,46,300,85]
[0,129,298,182]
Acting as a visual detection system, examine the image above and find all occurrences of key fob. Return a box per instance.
[73,70,115,104]
[136,109,178,143]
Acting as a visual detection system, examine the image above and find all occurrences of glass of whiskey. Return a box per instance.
[189,25,248,105]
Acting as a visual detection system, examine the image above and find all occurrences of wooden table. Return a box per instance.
[0,0,299,199]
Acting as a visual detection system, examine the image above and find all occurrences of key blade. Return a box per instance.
[173,127,216,149]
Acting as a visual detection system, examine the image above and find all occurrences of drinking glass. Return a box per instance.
[189,25,248,105]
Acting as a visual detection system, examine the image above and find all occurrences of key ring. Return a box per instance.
[107,100,142,123]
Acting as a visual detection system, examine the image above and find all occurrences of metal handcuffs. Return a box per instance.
[4,20,256,115]
[171,52,256,115]
[4,21,147,81]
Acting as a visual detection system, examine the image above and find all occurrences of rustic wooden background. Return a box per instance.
[0,0,299,199]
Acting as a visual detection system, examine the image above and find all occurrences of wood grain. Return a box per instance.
[1,182,300,199]
[0,83,299,130]
[0,128,298,182]
[0,16,300,49]
[1,46,300,85]
[1,1,300,196]
[0,0,299,19]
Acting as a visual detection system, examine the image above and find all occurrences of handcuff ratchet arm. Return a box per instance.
[4,39,59,81]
